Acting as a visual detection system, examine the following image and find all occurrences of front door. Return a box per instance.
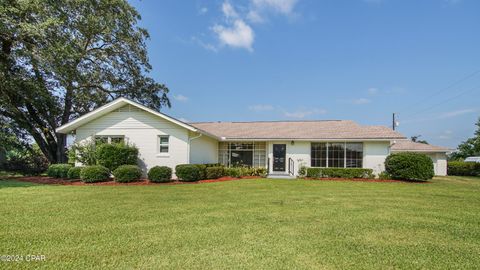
[273,144,286,172]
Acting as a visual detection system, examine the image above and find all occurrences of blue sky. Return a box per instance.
[128,0,480,148]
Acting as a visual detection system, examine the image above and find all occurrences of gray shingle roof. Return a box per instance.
[391,140,451,152]
[190,120,406,140]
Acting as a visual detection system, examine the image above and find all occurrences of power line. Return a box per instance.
[402,84,480,120]
[400,69,480,114]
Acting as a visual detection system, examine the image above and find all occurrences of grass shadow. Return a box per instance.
[0,179,41,189]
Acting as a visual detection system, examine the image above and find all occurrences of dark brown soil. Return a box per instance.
[5,176,261,186]
[301,177,430,183]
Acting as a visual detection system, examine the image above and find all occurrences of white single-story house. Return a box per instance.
[56,98,450,177]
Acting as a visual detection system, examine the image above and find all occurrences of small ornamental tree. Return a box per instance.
[385,152,434,181]
[96,143,138,171]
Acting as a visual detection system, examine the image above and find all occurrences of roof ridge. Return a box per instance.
[190,120,350,124]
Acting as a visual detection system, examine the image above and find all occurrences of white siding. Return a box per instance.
[75,107,190,177]
[189,134,218,164]
[267,141,310,176]
[363,141,390,175]
[271,141,390,176]
[425,153,447,176]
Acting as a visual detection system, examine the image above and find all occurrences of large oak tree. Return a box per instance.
[0,0,170,163]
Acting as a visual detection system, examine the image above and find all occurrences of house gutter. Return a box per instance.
[187,132,203,163]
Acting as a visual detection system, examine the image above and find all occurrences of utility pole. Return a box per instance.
[392,113,396,130]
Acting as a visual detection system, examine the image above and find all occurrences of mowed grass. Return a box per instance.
[1,177,480,269]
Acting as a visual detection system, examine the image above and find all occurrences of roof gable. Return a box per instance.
[391,140,451,152]
[56,98,198,134]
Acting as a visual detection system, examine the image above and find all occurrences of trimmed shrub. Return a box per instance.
[306,167,374,179]
[67,166,83,179]
[448,161,480,176]
[385,152,434,181]
[224,167,267,178]
[47,164,73,178]
[113,165,142,183]
[80,165,110,183]
[225,167,242,178]
[175,164,201,182]
[204,163,222,167]
[193,164,207,180]
[206,166,225,179]
[96,143,138,171]
[148,166,172,183]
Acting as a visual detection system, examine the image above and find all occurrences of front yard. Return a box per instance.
[1,176,479,269]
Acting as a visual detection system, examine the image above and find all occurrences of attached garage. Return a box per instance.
[390,140,450,176]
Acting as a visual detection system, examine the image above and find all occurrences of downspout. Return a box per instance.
[188,132,203,163]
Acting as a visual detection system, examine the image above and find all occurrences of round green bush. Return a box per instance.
[67,166,83,179]
[80,165,110,183]
[47,164,72,178]
[113,165,142,183]
[175,164,201,182]
[385,152,434,181]
[148,166,172,183]
[96,143,139,171]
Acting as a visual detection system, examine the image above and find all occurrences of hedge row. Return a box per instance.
[306,167,374,179]
[448,161,480,176]
[174,164,267,182]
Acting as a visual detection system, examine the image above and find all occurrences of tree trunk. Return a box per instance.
[56,133,67,163]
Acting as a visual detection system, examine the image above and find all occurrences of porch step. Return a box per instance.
[267,173,296,179]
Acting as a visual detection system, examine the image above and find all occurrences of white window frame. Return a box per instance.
[94,135,125,145]
[310,142,364,168]
[157,135,170,156]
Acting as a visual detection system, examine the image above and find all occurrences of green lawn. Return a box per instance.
[1,176,480,269]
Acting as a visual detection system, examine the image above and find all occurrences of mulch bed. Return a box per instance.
[301,177,430,183]
[4,176,429,185]
[4,176,261,186]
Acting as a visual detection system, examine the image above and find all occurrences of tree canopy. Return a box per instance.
[450,117,480,160]
[410,135,428,145]
[0,0,170,163]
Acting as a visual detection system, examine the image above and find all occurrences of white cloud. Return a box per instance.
[178,117,190,123]
[403,108,477,124]
[252,0,298,14]
[284,108,326,119]
[213,19,255,51]
[438,130,453,140]
[173,94,189,102]
[248,0,299,23]
[205,0,299,51]
[351,98,371,105]
[248,104,274,112]
[439,108,476,119]
[444,0,461,5]
[191,36,218,52]
[221,2,238,19]
[199,7,208,15]
[367,88,379,95]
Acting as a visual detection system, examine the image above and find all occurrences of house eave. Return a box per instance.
[218,137,406,142]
